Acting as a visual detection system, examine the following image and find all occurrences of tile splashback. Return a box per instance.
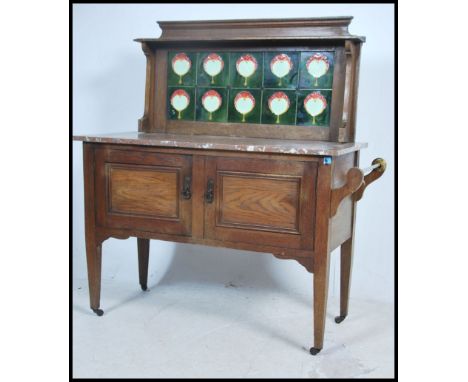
[167,50,335,126]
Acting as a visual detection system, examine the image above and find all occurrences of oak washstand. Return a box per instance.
[73,17,386,355]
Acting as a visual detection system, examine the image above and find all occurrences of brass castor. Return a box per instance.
[92,308,104,317]
[335,315,347,324]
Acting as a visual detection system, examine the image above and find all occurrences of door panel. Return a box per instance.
[205,156,317,249]
[218,172,301,233]
[108,164,179,218]
[95,147,192,235]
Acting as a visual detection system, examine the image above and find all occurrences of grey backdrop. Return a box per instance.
[72,4,394,303]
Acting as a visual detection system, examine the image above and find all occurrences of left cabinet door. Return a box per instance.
[94,147,192,236]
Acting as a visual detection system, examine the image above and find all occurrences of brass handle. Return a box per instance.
[361,158,387,174]
[181,176,192,200]
[204,179,214,203]
[353,158,387,202]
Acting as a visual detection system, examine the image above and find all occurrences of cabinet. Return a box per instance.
[73,17,387,355]
[93,146,318,250]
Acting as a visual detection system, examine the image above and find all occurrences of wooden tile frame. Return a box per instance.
[143,43,348,141]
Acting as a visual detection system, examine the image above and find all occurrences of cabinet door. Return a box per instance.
[95,147,192,235]
[204,157,317,249]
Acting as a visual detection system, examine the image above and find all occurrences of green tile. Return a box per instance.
[263,52,299,89]
[296,90,332,126]
[197,52,229,87]
[167,87,195,121]
[299,51,334,89]
[196,87,228,122]
[168,52,196,86]
[167,50,336,127]
[228,89,261,123]
[261,89,297,125]
[229,52,263,88]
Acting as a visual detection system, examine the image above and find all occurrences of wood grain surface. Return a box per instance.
[218,172,300,232]
[109,165,178,218]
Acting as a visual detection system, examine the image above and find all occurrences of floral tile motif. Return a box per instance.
[263,52,299,89]
[195,87,228,122]
[261,89,297,125]
[296,90,332,126]
[197,52,230,87]
[167,52,196,86]
[299,51,334,89]
[228,89,261,123]
[229,52,263,89]
[166,50,336,127]
[167,87,195,121]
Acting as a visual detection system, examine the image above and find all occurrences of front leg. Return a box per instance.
[310,250,331,355]
[85,234,103,316]
[137,238,150,291]
[83,143,103,316]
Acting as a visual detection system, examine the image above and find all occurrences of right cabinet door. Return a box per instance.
[204,156,318,249]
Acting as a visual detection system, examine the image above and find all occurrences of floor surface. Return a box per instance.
[72,278,394,378]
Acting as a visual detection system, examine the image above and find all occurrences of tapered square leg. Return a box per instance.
[83,143,103,316]
[85,236,103,316]
[335,237,353,324]
[310,251,331,355]
[137,238,150,291]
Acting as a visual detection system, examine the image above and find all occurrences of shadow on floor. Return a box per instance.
[74,241,317,352]
[154,243,312,304]
[150,243,313,351]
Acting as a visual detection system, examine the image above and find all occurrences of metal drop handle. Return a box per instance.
[181,176,192,200]
[204,179,214,203]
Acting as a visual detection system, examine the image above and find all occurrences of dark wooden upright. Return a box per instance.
[74,17,386,355]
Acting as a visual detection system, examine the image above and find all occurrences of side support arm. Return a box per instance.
[330,158,386,217]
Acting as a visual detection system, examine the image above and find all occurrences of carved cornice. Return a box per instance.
[141,42,153,57]
[135,17,365,44]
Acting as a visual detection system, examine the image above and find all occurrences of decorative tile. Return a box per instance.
[299,51,334,89]
[167,50,335,127]
[229,52,263,88]
[167,87,195,121]
[197,52,229,87]
[261,89,297,125]
[167,52,196,86]
[263,52,299,89]
[228,89,261,123]
[195,87,228,122]
[296,90,332,126]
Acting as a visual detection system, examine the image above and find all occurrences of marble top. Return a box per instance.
[73,132,367,157]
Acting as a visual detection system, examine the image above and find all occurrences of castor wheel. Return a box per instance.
[309,347,321,356]
[335,315,347,324]
[141,284,148,291]
[92,308,104,317]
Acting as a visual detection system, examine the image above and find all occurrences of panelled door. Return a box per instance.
[204,156,318,249]
[94,147,192,235]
